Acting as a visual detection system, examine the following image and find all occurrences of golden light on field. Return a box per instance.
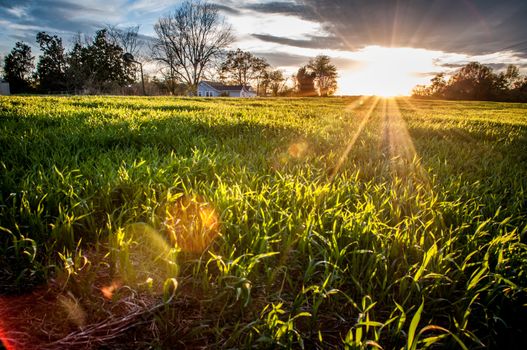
[162,195,220,254]
[118,222,179,288]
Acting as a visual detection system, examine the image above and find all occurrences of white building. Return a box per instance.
[197,81,256,97]
[0,80,10,95]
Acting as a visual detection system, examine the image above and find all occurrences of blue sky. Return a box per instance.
[1,0,527,95]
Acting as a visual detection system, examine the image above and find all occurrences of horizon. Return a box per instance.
[1,0,527,96]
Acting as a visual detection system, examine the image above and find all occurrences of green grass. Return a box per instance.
[1,95,526,349]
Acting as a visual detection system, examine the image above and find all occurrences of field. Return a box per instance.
[0,95,526,349]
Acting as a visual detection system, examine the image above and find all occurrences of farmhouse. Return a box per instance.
[197,81,256,97]
[0,80,10,95]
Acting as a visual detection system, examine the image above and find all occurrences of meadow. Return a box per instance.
[0,95,526,349]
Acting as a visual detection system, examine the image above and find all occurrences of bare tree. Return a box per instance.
[106,25,143,58]
[151,27,180,94]
[152,0,234,94]
[219,49,269,87]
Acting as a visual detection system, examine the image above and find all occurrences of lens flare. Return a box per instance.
[0,316,15,350]
[100,281,121,300]
[117,222,179,286]
[288,141,308,158]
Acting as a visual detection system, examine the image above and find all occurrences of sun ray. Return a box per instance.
[380,98,430,187]
[329,96,380,181]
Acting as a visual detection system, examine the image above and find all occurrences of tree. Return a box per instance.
[219,49,269,88]
[411,62,527,102]
[495,65,521,91]
[150,29,179,95]
[152,0,233,94]
[411,84,429,98]
[295,66,316,97]
[3,42,34,93]
[0,55,4,79]
[65,39,86,92]
[267,70,286,96]
[445,62,496,100]
[306,55,337,96]
[83,29,134,92]
[429,72,447,97]
[106,25,143,58]
[36,32,67,92]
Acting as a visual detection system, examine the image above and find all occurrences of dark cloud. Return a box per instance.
[436,61,527,72]
[412,71,443,78]
[246,0,527,56]
[252,33,345,50]
[213,3,240,16]
[255,51,360,71]
[243,1,317,20]
[255,51,308,67]
[0,0,30,6]
[2,0,527,61]
[25,2,103,33]
[0,0,118,53]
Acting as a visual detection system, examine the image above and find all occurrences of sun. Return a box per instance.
[364,65,415,97]
[337,46,438,96]
[340,64,413,96]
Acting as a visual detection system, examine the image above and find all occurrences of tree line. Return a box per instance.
[215,50,337,97]
[412,62,527,102]
[3,29,137,94]
[1,0,338,96]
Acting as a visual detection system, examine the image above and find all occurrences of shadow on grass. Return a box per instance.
[69,100,207,113]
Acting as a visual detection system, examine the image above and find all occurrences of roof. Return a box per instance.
[200,81,252,92]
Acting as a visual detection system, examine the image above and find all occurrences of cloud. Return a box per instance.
[243,0,527,56]
[0,0,128,52]
[213,4,241,16]
[242,1,317,20]
[255,51,308,67]
[2,0,527,81]
[252,33,344,50]
[127,0,173,13]
[253,50,360,72]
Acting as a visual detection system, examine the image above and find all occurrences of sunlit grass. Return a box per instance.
[0,95,526,348]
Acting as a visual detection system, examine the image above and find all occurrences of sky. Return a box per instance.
[1,0,527,95]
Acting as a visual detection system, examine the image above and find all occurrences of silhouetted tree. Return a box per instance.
[267,70,286,96]
[152,0,234,94]
[295,66,316,96]
[0,55,4,79]
[445,62,495,100]
[495,65,522,93]
[219,49,269,90]
[516,77,527,99]
[82,29,134,92]
[36,32,67,92]
[3,42,34,93]
[65,40,87,92]
[429,72,447,97]
[411,84,429,98]
[412,62,527,102]
[306,55,337,96]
